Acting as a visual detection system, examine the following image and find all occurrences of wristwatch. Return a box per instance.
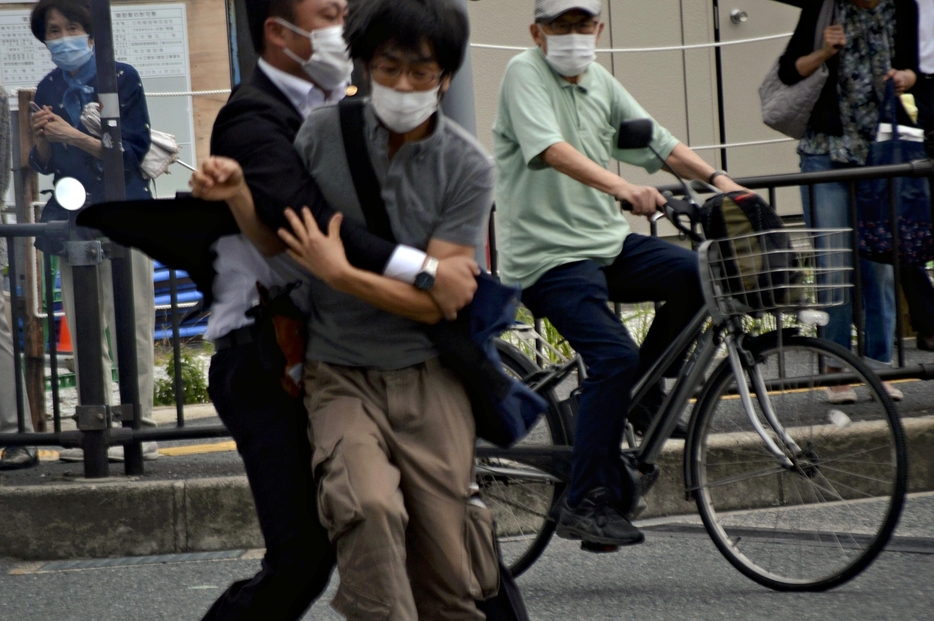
[415,256,440,291]
[708,170,730,185]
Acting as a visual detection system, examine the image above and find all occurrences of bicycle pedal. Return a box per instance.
[639,463,661,495]
[580,541,620,554]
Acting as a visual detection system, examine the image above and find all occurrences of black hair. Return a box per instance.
[246,0,300,54]
[345,0,469,77]
[30,0,93,43]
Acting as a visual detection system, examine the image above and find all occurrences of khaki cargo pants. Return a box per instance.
[304,357,498,621]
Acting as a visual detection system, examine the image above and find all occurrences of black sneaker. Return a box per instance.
[554,488,645,546]
[629,384,688,439]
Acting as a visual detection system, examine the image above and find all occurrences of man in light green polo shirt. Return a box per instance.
[493,0,745,549]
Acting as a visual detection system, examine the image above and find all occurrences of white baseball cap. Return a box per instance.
[535,0,602,22]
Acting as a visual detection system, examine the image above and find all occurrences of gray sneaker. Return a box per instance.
[554,488,645,546]
[58,443,160,463]
[59,447,85,462]
[107,443,160,462]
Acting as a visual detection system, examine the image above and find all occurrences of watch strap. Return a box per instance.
[708,170,729,185]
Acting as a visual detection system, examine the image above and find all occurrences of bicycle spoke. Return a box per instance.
[692,337,906,590]
[699,465,786,491]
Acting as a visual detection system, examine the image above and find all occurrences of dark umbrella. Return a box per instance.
[76,195,239,308]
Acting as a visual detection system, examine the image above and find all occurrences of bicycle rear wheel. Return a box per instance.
[475,340,568,577]
[689,332,907,591]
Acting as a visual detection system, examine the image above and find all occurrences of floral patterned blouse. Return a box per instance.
[799,0,896,165]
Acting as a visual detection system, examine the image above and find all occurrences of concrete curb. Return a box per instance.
[0,477,262,560]
[640,415,934,519]
[2,416,933,561]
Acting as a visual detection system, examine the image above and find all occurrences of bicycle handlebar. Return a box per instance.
[620,192,703,242]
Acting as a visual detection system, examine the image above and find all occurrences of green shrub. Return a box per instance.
[153,350,210,406]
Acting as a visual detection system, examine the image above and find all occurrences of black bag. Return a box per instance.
[856,81,933,266]
[700,191,804,310]
[337,98,544,447]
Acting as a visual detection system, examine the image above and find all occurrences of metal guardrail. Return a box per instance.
[3,158,934,476]
[0,219,226,477]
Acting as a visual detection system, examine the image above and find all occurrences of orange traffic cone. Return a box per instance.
[57,318,73,354]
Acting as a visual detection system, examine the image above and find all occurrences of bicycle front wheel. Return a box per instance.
[475,340,568,577]
[690,333,907,591]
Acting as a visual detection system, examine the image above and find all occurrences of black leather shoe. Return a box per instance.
[918,334,934,352]
[554,487,645,546]
[0,446,39,471]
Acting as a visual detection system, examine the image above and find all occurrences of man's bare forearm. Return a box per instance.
[541,141,627,196]
[665,143,745,193]
[330,267,443,324]
[663,143,716,182]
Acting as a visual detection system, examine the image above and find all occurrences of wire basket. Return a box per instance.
[698,228,852,320]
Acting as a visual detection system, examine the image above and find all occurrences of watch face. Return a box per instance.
[415,272,435,290]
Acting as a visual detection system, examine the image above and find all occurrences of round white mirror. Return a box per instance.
[54,177,87,212]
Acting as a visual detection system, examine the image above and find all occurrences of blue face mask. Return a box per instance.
[47,35,94,72]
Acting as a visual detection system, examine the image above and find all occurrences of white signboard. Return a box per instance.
[1,4,197,198]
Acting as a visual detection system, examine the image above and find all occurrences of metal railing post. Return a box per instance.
[169,269,185,426]
[90,0,144,474]
[5,236,27,434]
[43,252,62,432]
[848,182,866,359]
[890,177,905,368]
[69,241,110,479]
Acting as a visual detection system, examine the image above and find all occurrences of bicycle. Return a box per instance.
[475,139,908,591]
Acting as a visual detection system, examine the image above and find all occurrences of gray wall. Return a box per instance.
[466,0,806,232]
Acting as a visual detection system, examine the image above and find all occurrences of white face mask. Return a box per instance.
[369,81,441,134]
[276,20,354,90]
[540,29,597,77]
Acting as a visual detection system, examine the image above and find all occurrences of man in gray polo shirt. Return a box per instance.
[278,0,497,618]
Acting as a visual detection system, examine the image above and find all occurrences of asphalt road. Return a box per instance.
[2,494,932,621]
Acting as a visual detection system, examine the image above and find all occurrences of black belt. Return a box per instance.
[213,325,255,352]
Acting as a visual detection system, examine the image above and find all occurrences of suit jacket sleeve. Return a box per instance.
[894,0,918,75]
[210,94,397,275]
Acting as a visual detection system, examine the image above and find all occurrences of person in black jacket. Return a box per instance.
[197,1,482,619]
[902,1,934,351]
[779,0,918,404]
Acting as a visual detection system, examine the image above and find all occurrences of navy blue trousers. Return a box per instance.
[522,233,702,505]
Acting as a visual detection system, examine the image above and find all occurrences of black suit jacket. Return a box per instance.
[78,68,399,307]
[210,68,397,275]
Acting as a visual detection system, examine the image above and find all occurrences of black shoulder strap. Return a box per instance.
[338,98,397,243]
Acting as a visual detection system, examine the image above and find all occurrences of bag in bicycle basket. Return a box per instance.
[700,191,804,311]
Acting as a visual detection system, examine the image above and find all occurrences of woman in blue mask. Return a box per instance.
[29,0,152,211]
[28,0,159,463]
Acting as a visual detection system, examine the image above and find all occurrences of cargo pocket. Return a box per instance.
[465,494,500,600]
[315,439,364,541]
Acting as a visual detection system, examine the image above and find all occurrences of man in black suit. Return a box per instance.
[198,1,488,619]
